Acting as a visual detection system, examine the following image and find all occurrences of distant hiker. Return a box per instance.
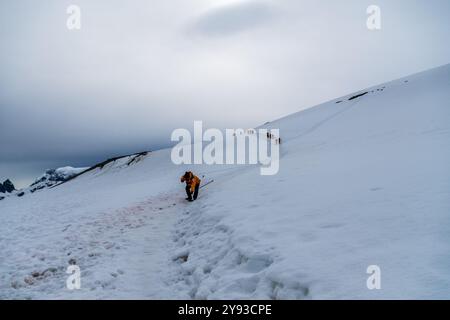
[266,131,281,144]
[180,171,201,202]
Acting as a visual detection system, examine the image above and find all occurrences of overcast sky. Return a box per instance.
[1,0,449,188]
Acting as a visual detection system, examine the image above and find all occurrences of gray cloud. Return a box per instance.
[189,1,277,36]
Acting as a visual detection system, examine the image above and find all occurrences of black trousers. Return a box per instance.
[186,184,200,200]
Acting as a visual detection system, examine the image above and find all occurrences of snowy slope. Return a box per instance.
[0,64,449,299]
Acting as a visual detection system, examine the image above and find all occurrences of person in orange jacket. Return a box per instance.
[180,171,201,201]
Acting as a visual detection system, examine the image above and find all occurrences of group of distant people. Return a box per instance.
[233,129,282,144]
[266,132,281,144]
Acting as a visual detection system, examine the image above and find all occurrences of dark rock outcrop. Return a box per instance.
[3,179,16,193]
[59,151,150,186]
[0,179,16,193]
[348,91,368,101]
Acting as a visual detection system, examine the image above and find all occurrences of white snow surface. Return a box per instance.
[33,166,88,183]
[0,65,449,299]
[54,166,88,177]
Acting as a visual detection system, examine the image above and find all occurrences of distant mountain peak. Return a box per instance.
[27,166,88,193]
[0,167,87,201]
[0,179,16,193]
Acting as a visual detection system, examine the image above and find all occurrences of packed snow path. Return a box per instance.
[0,191,186,299]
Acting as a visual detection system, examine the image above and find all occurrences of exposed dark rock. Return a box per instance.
[3,179,16,193]
[17,192,25,197]
[0,179,16,193]
[126,153,148,166]
[348,91,368,101]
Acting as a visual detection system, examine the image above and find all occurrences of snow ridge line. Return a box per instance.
[287,96,364,143]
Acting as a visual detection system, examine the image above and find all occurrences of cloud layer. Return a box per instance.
[190,1,276,36]
[1,0,449,187]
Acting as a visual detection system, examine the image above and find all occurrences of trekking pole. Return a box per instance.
[199,180,214,189]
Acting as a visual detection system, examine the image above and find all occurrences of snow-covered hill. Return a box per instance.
[0,167,88,201]
[0,64,449,299]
